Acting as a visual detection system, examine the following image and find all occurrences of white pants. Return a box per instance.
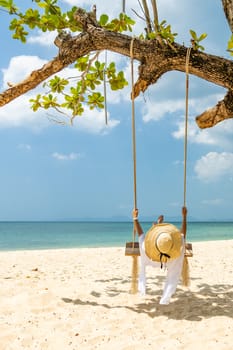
[138,234,185,304]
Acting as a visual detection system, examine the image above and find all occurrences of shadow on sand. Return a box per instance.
[62,275,233,321]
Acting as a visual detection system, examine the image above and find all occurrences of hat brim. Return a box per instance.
[144,223,182,262]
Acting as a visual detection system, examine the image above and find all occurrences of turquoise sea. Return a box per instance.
[0,221,233,251]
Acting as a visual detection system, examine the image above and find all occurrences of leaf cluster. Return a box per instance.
[29,57,128,119]
[0,0,210,122]
[0,1,136,43]
[147,20,177,43]
[99,12,135,33]
[0,0,82,42]
[189,30,207,51]
[1,1,131,121]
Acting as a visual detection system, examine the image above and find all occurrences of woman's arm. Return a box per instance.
[181,206,187,238]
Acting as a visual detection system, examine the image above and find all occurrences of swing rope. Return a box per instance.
[182,47,192,287]
[130,38,137,213]
[103,50,108,125]
[122,0,126,13]
[182,46,192,240]
[183,46,192,211]
[130,37,139,294]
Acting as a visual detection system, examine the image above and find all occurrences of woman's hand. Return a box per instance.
[132,208,138,220]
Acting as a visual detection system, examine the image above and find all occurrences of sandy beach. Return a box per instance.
[1,240,233,350]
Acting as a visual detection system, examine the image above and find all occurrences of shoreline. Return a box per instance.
[0,238,233,253]
[1,240,233,349]
[1,222,233,252]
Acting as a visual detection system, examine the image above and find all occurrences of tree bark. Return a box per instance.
[222,0,233,32]
[0,7,233,129]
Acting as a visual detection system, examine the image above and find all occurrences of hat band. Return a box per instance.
[159,252,170,268]
[155,232,174,268]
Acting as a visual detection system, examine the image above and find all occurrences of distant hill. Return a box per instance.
[57,215,200,222]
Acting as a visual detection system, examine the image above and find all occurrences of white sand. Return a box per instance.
[1,240,233,349]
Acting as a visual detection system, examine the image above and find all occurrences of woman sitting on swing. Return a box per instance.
[132,207,187,305]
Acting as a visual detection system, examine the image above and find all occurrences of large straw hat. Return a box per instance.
[144,223,182,264]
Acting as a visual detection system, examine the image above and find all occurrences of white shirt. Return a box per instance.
[138,233,185,304]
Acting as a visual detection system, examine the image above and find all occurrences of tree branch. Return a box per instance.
[0,58,64,107]
[222,0,233,32]
[196,90,233,128]
[0,8,233,129]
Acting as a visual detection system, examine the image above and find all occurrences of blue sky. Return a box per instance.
[0,0,232,221]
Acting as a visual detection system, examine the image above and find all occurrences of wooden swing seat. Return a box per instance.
[125,242,140,256]
[125,241,193,257]
[185,242,193,257]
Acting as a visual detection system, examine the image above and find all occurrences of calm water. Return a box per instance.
[0,221,233,251]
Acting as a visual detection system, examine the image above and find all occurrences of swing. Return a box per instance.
[125,40,193,287]
[125,38,140,258]
[181,46,193,258]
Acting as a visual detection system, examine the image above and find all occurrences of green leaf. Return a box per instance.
[148,32,156,40]
[0,0,10,7]
[99,14,108,26]
[87,92,104,109]
[109,70,128,90]
[228,35,233,51]
[49,75,68,93]
[75,56,89,71]
[95,61,101,69]
[29,94,42,111]
[0,0,17,13]
[42,94,59,109]
[190,30,207,51]
[24,8,40,29]
[102,13,135,33]
[199,33,207,41]
[189,30,197,41]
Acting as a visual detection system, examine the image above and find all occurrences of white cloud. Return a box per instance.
[194,152,233,182]
[0,94,50,130]
[201,198,223,206]
[173,119,217,145]
[2,55,47,89]
[52,152,82,160]
[17,143,31,151]
[0,55,56,129]
[0,93,120,132]
[73,107,120,134]
[28,31,57,47]
[142,91,224,123]
[0,55,121,132]
[143,98,184,122]
[172,118,233,150]
[169,201,180,207]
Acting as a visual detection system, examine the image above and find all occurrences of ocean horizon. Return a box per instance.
[0,220,233,251]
